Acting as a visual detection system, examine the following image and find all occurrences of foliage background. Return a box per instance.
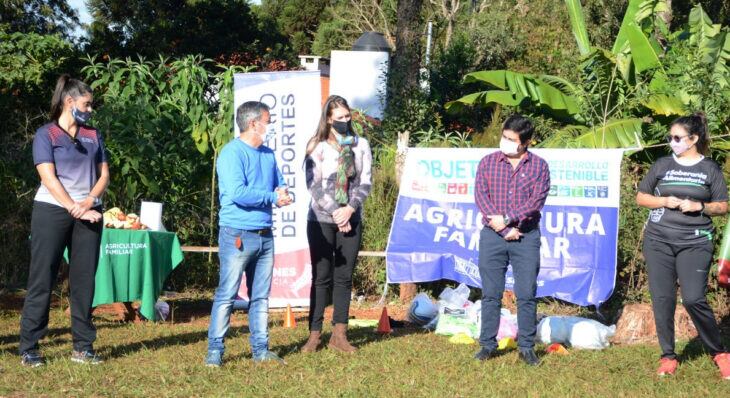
[1,0,728,317]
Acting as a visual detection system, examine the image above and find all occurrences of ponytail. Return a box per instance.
[50,74,92,121]
[671,112,709,155]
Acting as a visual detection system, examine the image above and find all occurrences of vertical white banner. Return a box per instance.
[233,71,321,307]
[329,50,389,119]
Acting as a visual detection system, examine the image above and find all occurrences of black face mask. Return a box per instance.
[331,120,350,135]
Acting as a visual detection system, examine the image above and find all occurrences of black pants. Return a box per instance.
[307,221,362,331]
[478,227,541,350]
[643,237,726,359]
[19,201,102,354]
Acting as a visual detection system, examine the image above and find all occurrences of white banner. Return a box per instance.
[329,50,389,119]
[233,71,321,307]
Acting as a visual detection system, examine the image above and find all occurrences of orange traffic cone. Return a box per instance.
[283,304,297,328]
[376,307,392,334]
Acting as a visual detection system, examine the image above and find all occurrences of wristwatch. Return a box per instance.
[503,214,512,226]
[89,195,101,206]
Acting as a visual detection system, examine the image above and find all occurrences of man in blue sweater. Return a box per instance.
[205,101,292,367]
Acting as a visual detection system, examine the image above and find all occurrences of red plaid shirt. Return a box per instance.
[474,150,550,233]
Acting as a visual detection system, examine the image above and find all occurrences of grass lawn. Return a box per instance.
[1,295,729,397]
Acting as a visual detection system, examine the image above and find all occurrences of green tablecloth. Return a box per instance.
[92,228,184,320]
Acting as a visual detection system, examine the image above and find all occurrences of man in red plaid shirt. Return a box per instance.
[473,114,550,366]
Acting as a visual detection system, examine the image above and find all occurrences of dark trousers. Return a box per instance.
[478,227,541,350]
[643,237,726,359]
[19,201,102,354]
[307,221,362,331]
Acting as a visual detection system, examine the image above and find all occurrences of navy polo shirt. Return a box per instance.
[33,122,108,207]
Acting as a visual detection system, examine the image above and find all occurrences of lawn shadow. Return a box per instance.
[167,297,214,324]
[678,336,709,362]
[101,329,209,359]
[0,321,129,354]
[677,313,730,362]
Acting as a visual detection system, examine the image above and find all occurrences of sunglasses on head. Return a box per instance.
[666,134,689,143]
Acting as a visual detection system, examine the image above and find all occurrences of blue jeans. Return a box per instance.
[207,227,274,357]
[478,227,541,350]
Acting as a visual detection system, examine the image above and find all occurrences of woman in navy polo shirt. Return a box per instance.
[19,75,109,367]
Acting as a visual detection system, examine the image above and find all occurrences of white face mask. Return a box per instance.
[499,137,520,156]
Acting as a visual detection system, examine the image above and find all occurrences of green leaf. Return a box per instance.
[573,118,645,148]
[641,94,687,116]
[635,0,670,25]
[612,0,642,54]
[625,21,663,73]
[564,0,591,56]
[689,5,730,88]
[447,70,580,116]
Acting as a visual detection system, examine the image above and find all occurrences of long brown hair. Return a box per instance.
[50,74,92,121]
[671,112,709,155]
[306,95,354,155]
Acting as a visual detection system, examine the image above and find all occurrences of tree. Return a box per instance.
[0,0,78,37]
[388,0,423,104]
[279,0,329,54]
[85,0,264,59]
[311,0,398,56]
[429,0,461,48]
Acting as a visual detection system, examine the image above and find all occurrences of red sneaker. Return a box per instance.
[714,353,730,380]
[657,358,678,376]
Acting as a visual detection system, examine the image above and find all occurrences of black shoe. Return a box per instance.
[474,347,496,361]
[21,350,45,367]
[519,349,541,366]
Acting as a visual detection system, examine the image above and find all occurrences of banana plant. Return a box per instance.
[448,0,728,149]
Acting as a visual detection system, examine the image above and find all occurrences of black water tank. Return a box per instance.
[352,32,391,52]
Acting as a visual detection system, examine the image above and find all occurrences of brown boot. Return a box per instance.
[328,323,357,353]
[301,331,322,353]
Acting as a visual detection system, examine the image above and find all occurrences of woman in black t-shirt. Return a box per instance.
[636,113,730,379]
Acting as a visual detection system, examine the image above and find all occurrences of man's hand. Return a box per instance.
[332,205,355,226]
[663,196,682,209]
[275,187,292,207]
[488,215,506,232]
[678,199,702,213]
[504,228,522,241]
[79,209,102,223]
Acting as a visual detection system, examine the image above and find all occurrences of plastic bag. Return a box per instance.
[434,312,480,338]
[154,300,170,321]
[497,308,518,341]
[439,283,471,310]
[408,293,439,326]
[536,316,615,349]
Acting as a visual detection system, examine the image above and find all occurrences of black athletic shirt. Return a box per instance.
[638,155,728,244]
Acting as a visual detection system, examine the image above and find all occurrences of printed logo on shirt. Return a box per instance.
[650,207,664,223]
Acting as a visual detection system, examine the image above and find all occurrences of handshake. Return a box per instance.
[276,187,293,207]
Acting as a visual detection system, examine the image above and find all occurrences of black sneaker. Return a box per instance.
[71,350,103,365]
[474,347,497,361]
[518,348,541,366]
[21,350,45,367]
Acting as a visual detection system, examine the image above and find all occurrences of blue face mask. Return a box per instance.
[72,107,92,124]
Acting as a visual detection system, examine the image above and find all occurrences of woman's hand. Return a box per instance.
[79,209,102,223]
[663,196,682,209]
[69,197,94,218]
[332,205,355,226]
[338,222,352,233]
[678,199,703,213]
